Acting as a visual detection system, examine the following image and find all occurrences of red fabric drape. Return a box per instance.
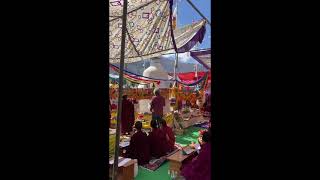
[169,72,211,83]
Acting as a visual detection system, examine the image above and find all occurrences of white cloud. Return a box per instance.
[178,52,192,63]
[161,52,200,64]
[162,54,175,60]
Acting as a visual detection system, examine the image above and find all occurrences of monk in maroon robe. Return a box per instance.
[121,95,134,134]
[108,98,111,128]
[180,130,212,180]
[126,121,150,165]
[160,120,175,153]
[177,99,182,110]
[203,94,211,112]
[150,88,165,127]
[148,119,167,158]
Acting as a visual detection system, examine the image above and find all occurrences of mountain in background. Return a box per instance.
[110,58,208,75]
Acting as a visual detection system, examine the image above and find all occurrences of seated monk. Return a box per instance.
[160,120,175,153]
[126,121,150,165]
[148,119,167,158]
[180,130,212,180]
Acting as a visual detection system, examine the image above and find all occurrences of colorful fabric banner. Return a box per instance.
[110,64,209,87]
[110,65,160,85]
[109,88,204,103]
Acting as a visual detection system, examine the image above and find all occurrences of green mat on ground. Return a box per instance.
[134,126,204,180]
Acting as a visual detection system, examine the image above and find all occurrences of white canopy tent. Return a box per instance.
[109,0,206,63]
[190,49,211,70]
[109,1,209,179]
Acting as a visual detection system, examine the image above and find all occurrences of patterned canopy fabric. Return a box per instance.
[109,0,206,63]
[190,49,211,70]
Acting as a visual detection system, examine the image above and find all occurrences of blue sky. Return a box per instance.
[163,0,211,64]
[175,0,211,49]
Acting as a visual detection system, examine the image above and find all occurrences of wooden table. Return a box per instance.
[109,158,137,180]
[166,148,196,175]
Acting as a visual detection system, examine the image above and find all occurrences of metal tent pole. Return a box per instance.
[174,0,179,85]
[186,0,211,26]
[174,54,178,83]
[172,0,179,132]
[112,0,128,179]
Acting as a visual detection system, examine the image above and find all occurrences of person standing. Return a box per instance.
[150,88,165,127]
[203,93,212,122]
[109,98,111,128]
[121,95,135,134]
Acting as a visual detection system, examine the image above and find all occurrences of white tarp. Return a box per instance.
[109,0,206,63]
[190,49,211,69]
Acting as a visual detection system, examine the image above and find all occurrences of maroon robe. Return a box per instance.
[204,94,211,112]
[177,100,182,110]
[150,95,165,117]
[121,99,134,134]
[108,99,111,128]
[162,125,175,153]
[127,131,150,165]
[148,128,167,158]
[180,143,211,180]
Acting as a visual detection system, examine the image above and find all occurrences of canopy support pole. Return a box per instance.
[174,0,179,86]
[172,0,179,132]
[186,0,211,26]
[112,0,128,179]
[174,54,178,84]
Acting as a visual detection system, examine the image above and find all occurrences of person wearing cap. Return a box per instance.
[150,88,165,127]
[126,121,151,165]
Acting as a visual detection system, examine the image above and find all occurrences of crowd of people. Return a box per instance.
[114,88,174,165]
[127,119,211,179]
[109,88,212,179]
[126,119,176,165]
